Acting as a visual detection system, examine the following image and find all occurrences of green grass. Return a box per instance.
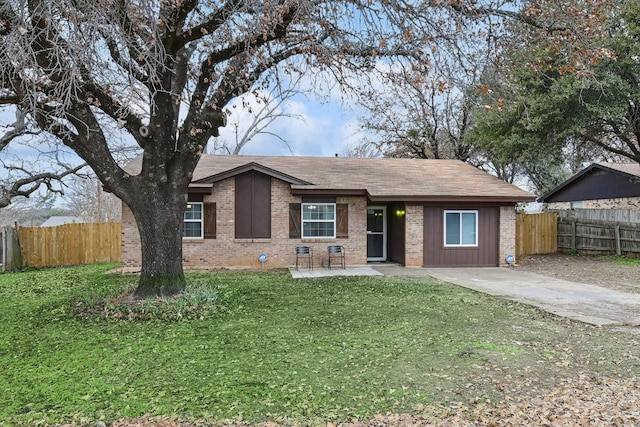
[599,255,640,266]
[1,265,639,426]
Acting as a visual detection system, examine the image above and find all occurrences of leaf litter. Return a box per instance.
[57,375,640,426]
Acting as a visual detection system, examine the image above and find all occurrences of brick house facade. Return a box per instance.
[122,155,534,269]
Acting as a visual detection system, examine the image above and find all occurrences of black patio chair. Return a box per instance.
[327,245,345,270]
[295,246,313,270]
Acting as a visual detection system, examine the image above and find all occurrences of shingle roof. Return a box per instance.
[126,155,535,202]
[596,162,640,178]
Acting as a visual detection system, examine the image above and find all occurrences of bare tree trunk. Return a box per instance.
[127,191,187,299]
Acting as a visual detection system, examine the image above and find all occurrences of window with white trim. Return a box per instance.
[183,202,203,238]
[444,210,478,247]
[302,203,336,238]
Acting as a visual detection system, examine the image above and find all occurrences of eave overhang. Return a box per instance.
[368,195,537,203]
[187,183,214,194]
[290,187,535,203]
[290,188,368,197]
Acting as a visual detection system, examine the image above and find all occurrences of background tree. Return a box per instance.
[467,0,629,193]
[209,79,303,155]
[353,64,475,161]
[0,108,86,208]
[63,175,122,223]
[0,0,610,297]
[0,192,65,226]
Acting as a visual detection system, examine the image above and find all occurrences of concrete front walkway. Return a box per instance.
[374,265,640,327]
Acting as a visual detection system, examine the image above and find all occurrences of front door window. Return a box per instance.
[367,206,386,261]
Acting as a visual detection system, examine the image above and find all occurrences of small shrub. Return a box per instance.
[73,284,220,322]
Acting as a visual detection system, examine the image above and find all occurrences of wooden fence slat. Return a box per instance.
[18,222,122,268]
[556,215,640,256]
[516,212,558,259]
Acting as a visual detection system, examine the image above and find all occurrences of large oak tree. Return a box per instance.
[0,0,608,297]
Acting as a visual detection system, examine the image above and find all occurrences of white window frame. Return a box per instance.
[302,203,336,238]
[183,202,204,239]
[444,210,478,247]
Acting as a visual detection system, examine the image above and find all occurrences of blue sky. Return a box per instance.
[214,95,365,157]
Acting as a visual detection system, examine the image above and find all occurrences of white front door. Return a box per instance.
[367,206,387,261]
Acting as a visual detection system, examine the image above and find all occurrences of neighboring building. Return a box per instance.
[122,155,535,269]
[39,216,84,227]
[538,162,640,210]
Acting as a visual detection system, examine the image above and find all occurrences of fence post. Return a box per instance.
[615,225,621,256]
[571,220,577,251]
[1,227,5,272]
[3,225,22,272]
[516,214,522,259]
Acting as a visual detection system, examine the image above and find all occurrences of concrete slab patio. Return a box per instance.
[374,265,640,327]
[289,265,383,279]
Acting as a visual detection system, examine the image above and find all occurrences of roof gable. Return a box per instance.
[538,163,640,203]
[193,162,311,185]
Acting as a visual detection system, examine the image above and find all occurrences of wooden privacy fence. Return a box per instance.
[555,208,640,223]
[554,209,640,256]
[19,222,122,268]
[557,217,640,256]
[516,212,558,259]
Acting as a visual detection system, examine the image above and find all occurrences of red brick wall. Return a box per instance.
[499,206,516,266]
[404,205,423,266]
[121,177,368,269]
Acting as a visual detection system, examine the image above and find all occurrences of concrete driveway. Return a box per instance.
[373,265,640,327]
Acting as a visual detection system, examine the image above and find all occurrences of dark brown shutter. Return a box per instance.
[235,173,253,238]
[289,203,301,238]
[252,173,271,238]
[336,203,348,238]
[204,203,216,239]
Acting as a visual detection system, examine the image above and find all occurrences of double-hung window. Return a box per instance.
[444,210,478,247]
[302,203,336,238]
[183,202,203,238]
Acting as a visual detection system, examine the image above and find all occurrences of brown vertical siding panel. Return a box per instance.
[423,207,438,266]
[481,206,499,266]
[388,203,406,264]
[423,206,499,267]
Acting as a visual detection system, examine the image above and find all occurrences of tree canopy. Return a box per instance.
[468,0,636,193]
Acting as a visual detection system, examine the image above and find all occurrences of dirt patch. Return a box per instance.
[517,253,640,293]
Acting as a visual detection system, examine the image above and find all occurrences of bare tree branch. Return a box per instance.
[0,162,87,208]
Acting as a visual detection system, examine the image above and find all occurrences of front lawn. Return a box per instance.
[1,265,639,426]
